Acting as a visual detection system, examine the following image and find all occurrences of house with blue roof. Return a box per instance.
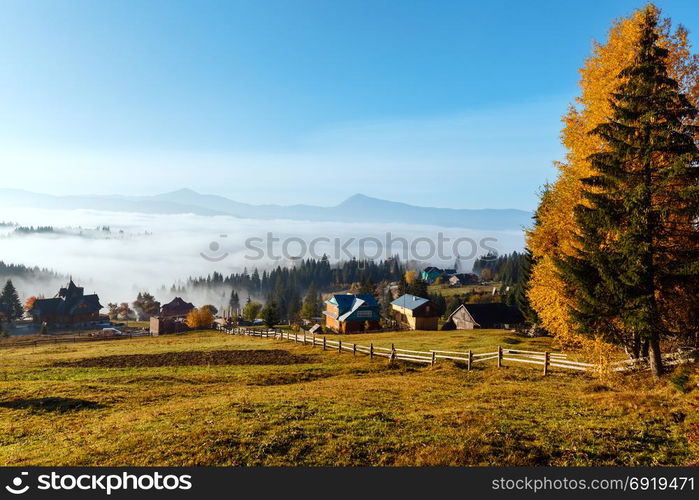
[421,267,443,284]
[323,293,381,333]
[391,294,439,330]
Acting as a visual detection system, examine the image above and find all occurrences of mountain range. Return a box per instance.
[0,188,532,230]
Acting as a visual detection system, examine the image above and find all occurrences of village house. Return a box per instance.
[442,303,524,330]
[448,275,462,287]
[421,267,460,284]
[448,273,480,287]
[149,316,190,335]
[420,267,443,284]
[323,294,380,333]
[159,297,195,319]
[149,296,196,335]
[29,280,102,327]
[391,294,440,330]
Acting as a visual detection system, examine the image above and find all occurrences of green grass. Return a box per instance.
[0,330,696,466]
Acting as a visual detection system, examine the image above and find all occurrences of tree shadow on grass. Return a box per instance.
[0,397,106,413]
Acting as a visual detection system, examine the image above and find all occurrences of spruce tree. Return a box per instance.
[300,283,321,319]
[0,279,23,322]
[514,248,539,327]
[229,290,240,314]
[556,7,699,377]
[358,276,374,295]
[397,275,408,296]
[261,302,280,328]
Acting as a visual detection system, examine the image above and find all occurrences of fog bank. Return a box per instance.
[0,207,525,305]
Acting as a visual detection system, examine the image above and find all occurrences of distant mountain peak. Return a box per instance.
[159,188,200,197]
[338,193,383,206]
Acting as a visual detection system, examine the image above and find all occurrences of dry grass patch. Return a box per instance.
[0,330,696,466]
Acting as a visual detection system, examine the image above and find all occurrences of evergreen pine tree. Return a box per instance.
[397,275,408,296]
[261,301,280,328]
[556,7,699,377]
[407,278,428,298]
[300,282,321,319]
[514,248,539,327]
[228,290,240,314]
[0,279,23,322]
[358,275,374,295]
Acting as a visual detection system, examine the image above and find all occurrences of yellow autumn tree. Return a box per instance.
[186,308,215,329]
[526,4,699,359]
[404,270,417,285]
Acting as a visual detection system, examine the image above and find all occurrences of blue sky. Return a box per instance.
[0,0,697,210]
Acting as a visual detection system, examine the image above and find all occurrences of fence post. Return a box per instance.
[390,343,396,363]
[303,332,306,345]
[323,336,327,351]
[370,343,374,359]
[431,351,436,366]
[468,349,472,371]
[311,333,315,347]
[497,346,503,368]
[543,351,549,376]
[353,343,356,356]
[338,340,342,353]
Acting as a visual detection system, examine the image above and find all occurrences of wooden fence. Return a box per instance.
[219,326,595,374]
[608,349,698,372]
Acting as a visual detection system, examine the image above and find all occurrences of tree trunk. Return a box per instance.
[648,332,663,378]
[631,331,641,359]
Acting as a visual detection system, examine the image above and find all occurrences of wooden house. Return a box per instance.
[420,267,443,284]
[160,297,195,319]
[448,273,480,287]
[149,316,190,335]
[29,280,102,327]
[448,275,462,287]
[323,294,380,333]
[391,294,439,330]
[442,303,524,330]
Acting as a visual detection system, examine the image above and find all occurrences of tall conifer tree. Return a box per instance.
[557,7,699,377]
[0,279,23,322]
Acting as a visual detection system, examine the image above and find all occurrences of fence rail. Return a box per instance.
[218,326,607,374]
[220,326,697,374]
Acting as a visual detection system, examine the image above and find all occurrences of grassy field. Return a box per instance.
[428,283,500,297]
[323,328,557,353]
[0,329,697,466]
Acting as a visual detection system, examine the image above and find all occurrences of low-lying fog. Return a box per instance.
[0,207,525,306]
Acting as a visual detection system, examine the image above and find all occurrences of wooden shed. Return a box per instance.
[442,303,524,330]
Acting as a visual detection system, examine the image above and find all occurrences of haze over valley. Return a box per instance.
[0,197,527,304]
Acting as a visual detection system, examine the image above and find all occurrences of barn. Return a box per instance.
[442,303,524,330]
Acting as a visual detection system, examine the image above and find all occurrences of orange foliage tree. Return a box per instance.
[186,308,215,329]
[24,296,38,312]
